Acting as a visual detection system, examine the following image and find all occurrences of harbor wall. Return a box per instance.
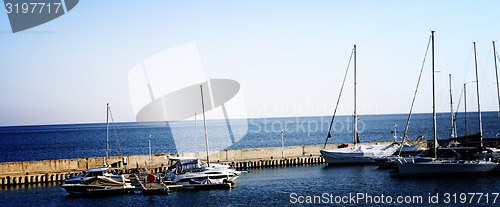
[0,141,418,186]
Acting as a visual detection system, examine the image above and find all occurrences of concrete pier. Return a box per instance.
[0,142,402,186]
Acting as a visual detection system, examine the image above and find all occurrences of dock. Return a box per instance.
[0,142,416,187]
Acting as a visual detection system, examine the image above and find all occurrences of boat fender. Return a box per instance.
[147,174,156,183]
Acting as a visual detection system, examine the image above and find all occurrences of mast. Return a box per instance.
[449,74,457,138]
[393,124,397,142]
[353,44,358,144]
[493,41,500,117]
[323,47,355,148]
[148,135,152,169]
[431,31,437,159]
[473,42,483,147]
[464,83,468,141]
[106,103,109,166]
[200,85,210,166]
[194,113,197,154]
[281,129,285,159]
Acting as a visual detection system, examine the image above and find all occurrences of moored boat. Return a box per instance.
[61,176,135,195]
[320,45,398,164]
[396,34,500,175]
[163,156,242,185]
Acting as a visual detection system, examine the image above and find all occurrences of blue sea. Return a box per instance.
[0,113,499,206]
[0,112,499,163]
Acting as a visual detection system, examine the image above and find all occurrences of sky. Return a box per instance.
[1,1,500,126]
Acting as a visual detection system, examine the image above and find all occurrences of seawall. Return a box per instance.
[0,142,404,186]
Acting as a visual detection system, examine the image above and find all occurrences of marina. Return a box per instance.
[2,1,500,206]
[0,143,346,186]
[1,164,499,206]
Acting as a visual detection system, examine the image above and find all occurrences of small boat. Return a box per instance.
[164,156,242,185]
[61,176,135,195]
[320,45,398,164]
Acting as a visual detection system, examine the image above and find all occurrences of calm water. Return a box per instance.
[0,165,499,206]
[0,113,499,206]
[0,112,499,162]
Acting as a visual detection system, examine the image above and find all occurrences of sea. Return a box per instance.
[0,112,499,206]
[1,112,499,163]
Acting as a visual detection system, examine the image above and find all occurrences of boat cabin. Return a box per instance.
[166,156,208,174]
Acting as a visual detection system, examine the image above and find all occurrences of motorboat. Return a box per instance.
[164,156,243,185]
[64,166,128,184]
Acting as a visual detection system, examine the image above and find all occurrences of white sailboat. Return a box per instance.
[320,45,398,164]
[398,34,500,175]
[62,103,133,194]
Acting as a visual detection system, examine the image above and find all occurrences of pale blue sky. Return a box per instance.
[1,1,500,126]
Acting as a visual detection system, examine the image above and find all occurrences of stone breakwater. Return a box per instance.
[0,142,400,186]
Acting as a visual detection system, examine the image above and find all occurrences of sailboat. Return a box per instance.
[397,34,500,175]
[320,45,398,164]
[62,103,132,194]
[446,41,500,146]
[373,35,438,168]
[163,85,244,184]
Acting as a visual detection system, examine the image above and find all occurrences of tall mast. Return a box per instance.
[106,103,109,166]
[493,41,500,117]
[200,85,210,166]
[449,74,456,138]
[353,44,358,144]
[148,135,152,169]
[431,31,437,159]
[464,83,468,141]
[473,42,483,147]
[194,113,197,154]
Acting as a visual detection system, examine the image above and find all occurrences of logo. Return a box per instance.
[128,42,248,152]
[4,0,79,33]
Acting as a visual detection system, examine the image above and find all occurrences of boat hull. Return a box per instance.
[61,184,134,195]
[320,144,397,164]
[321,150,375,164]
[397,161,500,175]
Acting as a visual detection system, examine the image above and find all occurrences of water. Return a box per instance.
[0,165,499,206]
[0,112,499,163]
[0,113,499,206]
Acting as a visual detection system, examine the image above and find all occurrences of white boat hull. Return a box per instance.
[398,160,500,175]
[320,144,397,164]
